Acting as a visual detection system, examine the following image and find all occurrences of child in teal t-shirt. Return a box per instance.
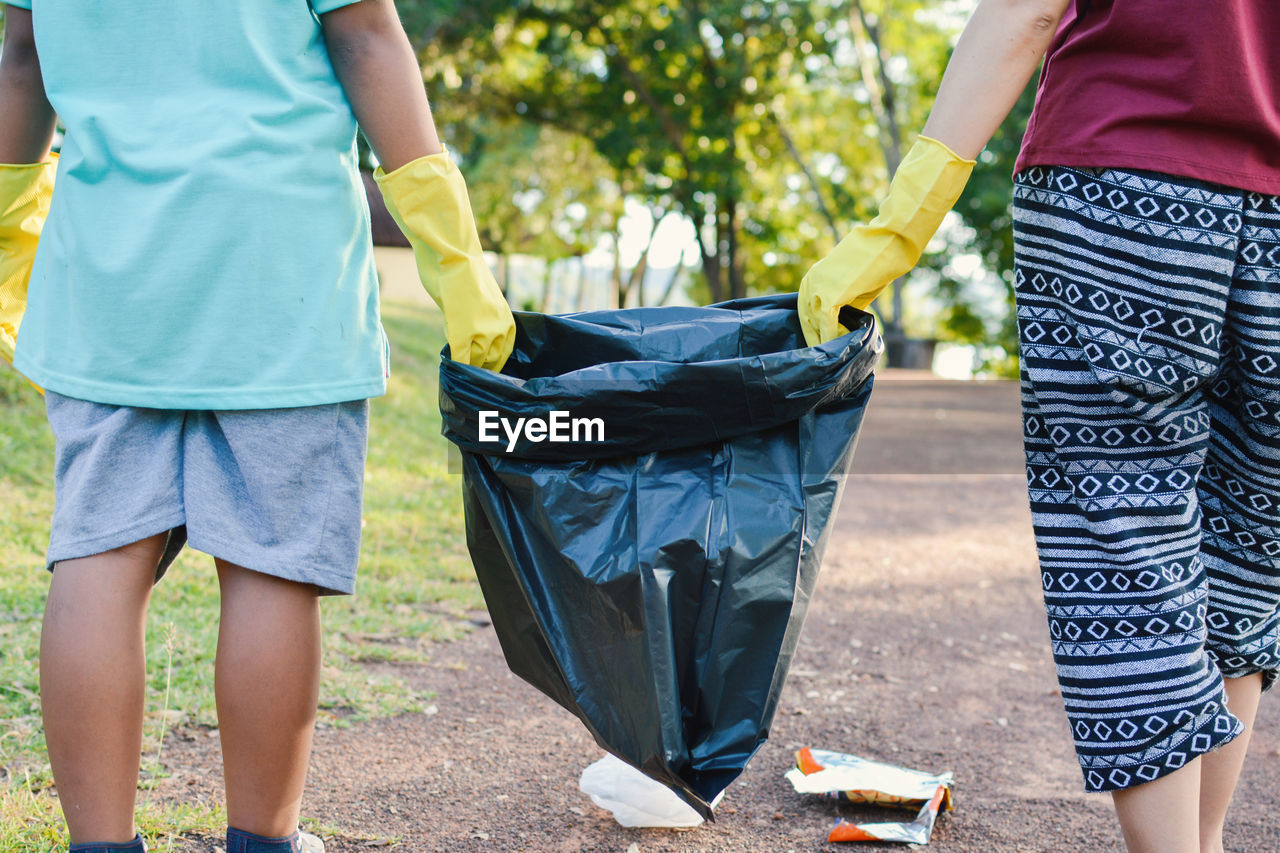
[0,1,513,851]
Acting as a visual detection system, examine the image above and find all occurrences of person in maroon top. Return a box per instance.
[805,1,1280,850]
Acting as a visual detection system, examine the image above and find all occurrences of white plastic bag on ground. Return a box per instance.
[579,754,706,828]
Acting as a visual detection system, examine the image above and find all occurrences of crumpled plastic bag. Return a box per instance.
[786,747,954,844]
[440,293,880,818]
[580,753,713,828]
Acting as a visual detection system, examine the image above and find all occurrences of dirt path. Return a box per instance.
[157,375,1280,852]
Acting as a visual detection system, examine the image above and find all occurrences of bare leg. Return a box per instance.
[1198,672,1264,853]
[1111,759,1202,853]
[215,560,321,838]
[40,534,166,845]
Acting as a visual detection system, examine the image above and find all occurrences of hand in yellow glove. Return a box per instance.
[798,136,975,346]
[1,156,56,371]
[375,148,515,372]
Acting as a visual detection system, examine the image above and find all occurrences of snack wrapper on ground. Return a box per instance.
[785,747,954,844]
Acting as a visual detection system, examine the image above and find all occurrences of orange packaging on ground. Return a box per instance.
[786,747,954,844]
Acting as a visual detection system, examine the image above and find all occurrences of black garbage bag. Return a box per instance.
[438,292,880,818]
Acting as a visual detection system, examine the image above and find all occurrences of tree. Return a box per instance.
[462,121,622,300]
[402,0,1028,367]
[779,0,958,339]
[406,0,842,302]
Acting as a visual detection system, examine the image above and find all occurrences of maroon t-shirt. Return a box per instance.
[1016,0,1280,194]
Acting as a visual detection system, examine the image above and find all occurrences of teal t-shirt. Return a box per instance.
[11,0,389,408]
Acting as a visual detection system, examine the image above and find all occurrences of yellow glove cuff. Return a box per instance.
[374,148,515,372]
[872,136,975,257]
[374,147,483,268]
[374,146,483,309]
[799,136,975,346]
[1,156,57,386]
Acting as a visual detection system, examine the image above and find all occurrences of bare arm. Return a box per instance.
[0,6,56,163]
[320,0,443,172]
[920,0,1072,159]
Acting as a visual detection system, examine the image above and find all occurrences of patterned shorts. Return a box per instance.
[1014,165,1280,793]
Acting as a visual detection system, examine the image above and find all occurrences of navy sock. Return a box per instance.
[68,834,146,853]
[225,827,302,853]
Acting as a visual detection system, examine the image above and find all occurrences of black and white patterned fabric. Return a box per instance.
[1013,165,1280,793]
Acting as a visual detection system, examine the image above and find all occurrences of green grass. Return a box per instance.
[0,777,227,853]
[0,300,479,849]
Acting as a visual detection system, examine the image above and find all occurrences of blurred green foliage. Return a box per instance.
[392,0,1029,362]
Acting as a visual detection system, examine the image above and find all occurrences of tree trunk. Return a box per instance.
[852,0,906,341]
[574,254,589,311]
[609,232,623,309]
[771,109,841,244]
[539,257,555,313]
[726,194,746,300]
[851,1,903,176]
[622,253,651,309]
[626,208,669,306]
[700,204,726,303]
[620,211,662,308]
[495,253,509,295]
[701,252,724,303]
[655,258,684,307]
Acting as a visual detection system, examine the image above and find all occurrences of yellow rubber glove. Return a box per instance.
[1,156,56,373]
[798,136,975,346]
[375,148,515,372]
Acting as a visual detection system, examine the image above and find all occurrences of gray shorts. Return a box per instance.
[44,391,370,595]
